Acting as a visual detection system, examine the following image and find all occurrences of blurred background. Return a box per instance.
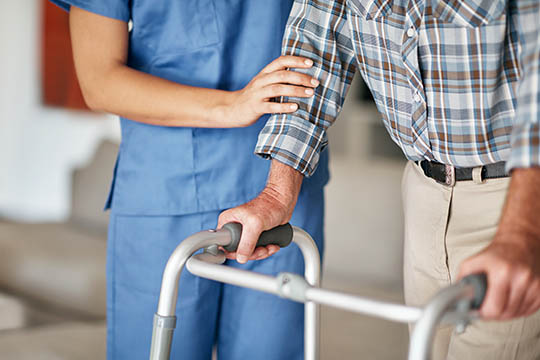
[0,1,408,359]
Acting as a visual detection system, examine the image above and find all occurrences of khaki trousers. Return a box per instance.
[402,161,540,360]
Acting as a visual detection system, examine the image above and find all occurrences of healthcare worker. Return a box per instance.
[49,1,328,359]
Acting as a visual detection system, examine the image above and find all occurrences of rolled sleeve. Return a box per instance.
[507,122,540,170]
[256,112,327,176]
[508,0,540,171]
[255,0,357,177]
[49,0,130,22]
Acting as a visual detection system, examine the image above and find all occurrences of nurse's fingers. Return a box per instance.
[261,55,314,74]
[263,84,316,100]
[255,70,319,89]
[264,102,300,114]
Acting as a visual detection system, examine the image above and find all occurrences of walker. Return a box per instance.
[149,223,487,360]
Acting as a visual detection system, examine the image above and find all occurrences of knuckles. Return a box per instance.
[494,262,512,279]
[482,306,503,319]
[250,77,263,89]
[244,214,264,232]
[517,267,534,284]
[271,84,287,94]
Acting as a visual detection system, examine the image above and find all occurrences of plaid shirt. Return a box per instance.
[255,0,540,177]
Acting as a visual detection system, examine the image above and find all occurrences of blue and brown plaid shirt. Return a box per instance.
[255,0,540,176]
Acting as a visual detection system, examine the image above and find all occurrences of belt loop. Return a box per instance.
[444,164,456,187]
[472,166,485,184]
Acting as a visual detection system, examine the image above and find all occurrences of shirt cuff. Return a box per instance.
[506,121,540,172]
[255,113,327,178]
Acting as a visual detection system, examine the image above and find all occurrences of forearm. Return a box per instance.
[496,168,540,244]
[263,159,304,217]
[80,64,232,127]
[69,6,233,128]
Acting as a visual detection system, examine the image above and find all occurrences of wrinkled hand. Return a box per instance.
[458,235,540,320]
[458,168,540,320]
[218,160,303,263]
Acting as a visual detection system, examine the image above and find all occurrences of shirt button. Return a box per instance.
[414,93,421,103]
[407,27,416,38]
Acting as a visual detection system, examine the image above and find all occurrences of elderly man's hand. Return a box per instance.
[458,168,540,320]
[218,160,303,263]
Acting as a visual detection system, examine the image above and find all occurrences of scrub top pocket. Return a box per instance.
[132,0,220,55]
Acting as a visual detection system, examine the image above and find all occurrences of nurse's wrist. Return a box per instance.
[206,89,237,127]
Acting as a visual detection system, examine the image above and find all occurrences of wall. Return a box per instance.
[0,1,119,221]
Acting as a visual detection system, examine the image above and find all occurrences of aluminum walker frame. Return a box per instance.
[149,223,487,360]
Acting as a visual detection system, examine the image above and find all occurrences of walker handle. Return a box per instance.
[222,222,293,252]
[460,273,487,310]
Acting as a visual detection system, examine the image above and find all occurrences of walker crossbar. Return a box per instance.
[149,225,486,360]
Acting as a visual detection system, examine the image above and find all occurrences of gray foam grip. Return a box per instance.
[461,273,488,310]
[222,222,293,252]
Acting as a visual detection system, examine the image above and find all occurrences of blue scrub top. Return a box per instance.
[51,0,329,215]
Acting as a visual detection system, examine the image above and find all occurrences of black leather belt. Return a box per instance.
[416,160,509,186]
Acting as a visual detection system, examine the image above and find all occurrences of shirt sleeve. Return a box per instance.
[255,0,357,177]
[49,0,130,22]
[507,0,540,171]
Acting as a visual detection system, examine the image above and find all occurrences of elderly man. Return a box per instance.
[219,0,540,358]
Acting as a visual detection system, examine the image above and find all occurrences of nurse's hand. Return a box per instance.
[217,160,303,263]
[225,55,319,127]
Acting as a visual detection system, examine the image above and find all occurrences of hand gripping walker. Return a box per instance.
[149,223,487,360]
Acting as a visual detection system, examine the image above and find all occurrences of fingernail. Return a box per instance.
[304,59,313,66]
[237,255,248,263]
[290,104,298,110]
[305,88,314,95]
[311,79,319,86]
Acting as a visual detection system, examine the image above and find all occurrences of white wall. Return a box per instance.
[0,1,119,222]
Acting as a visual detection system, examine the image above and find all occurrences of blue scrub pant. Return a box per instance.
[106,188,324,360]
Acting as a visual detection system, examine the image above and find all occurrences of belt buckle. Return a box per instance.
[442,164,456,187]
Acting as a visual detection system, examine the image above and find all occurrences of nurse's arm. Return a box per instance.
[217,160,303,263]
[68,6,319,128]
